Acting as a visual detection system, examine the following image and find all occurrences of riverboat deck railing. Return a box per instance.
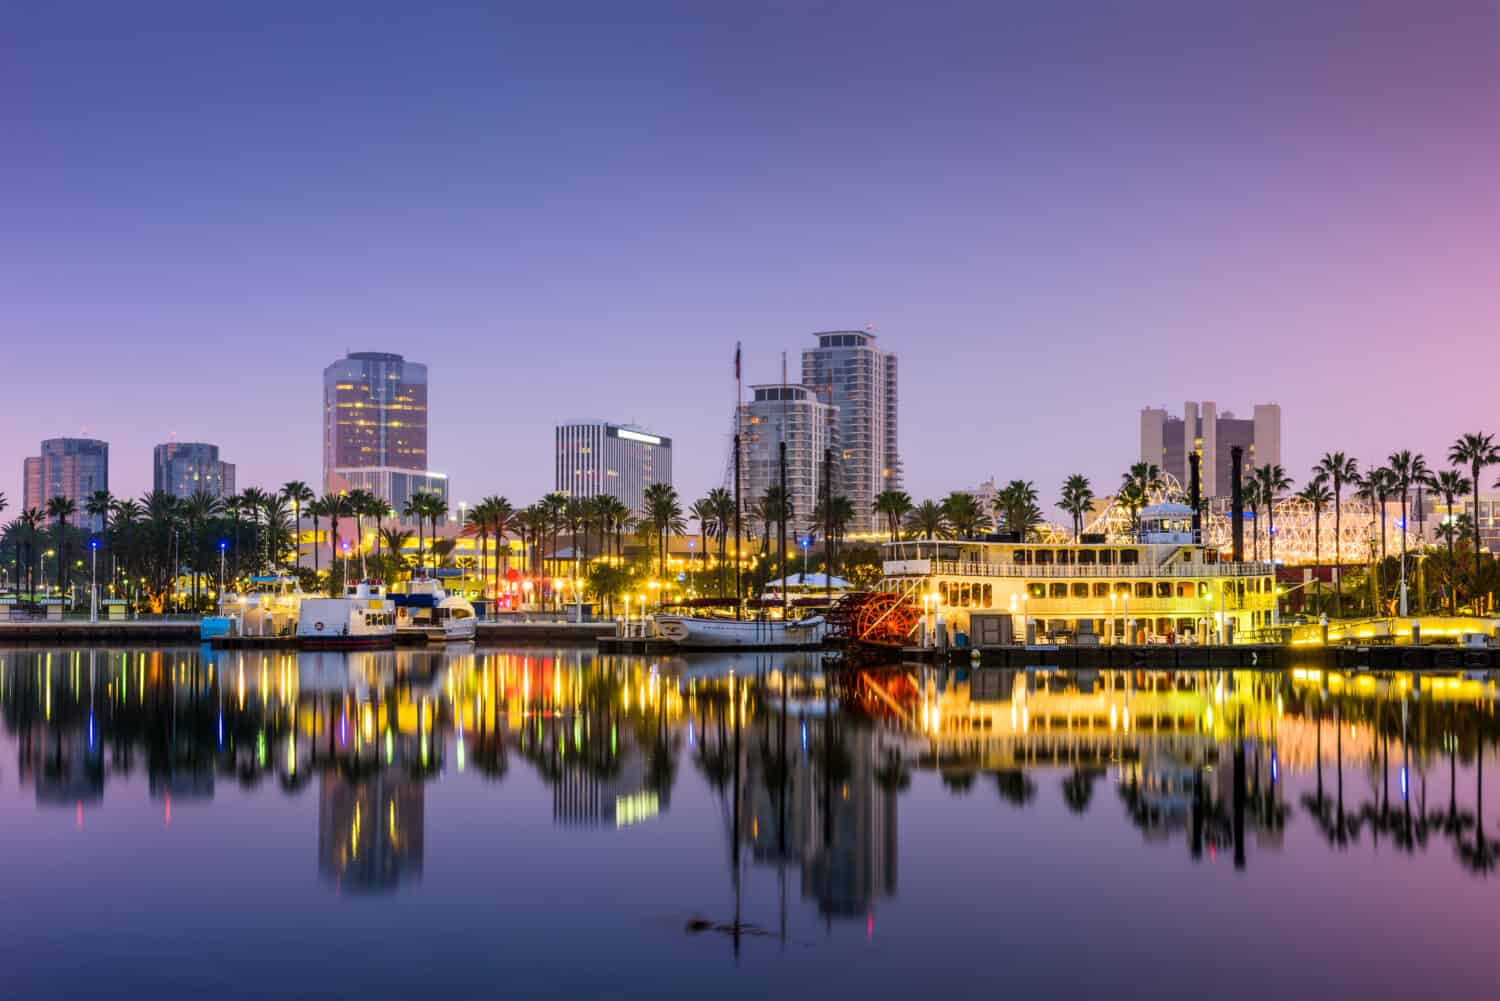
[886,559,1270,580]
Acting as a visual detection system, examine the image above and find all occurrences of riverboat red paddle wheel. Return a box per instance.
[827,591,921,648]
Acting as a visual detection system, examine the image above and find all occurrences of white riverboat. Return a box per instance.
[392,578,477,643]
[296,581,398,649]
[880,503,1278,646]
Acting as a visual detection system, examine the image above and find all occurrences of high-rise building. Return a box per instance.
[323,352,446,513]
[153,441,236,500]
[22,438,110,531]
[801,330,900,534]
[1140,402,1281,498]
[555,421,672,519]
[736,385,837,538]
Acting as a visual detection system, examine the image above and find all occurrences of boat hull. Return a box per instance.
[653,615,825,649]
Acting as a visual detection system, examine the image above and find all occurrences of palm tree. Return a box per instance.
[1056,474,1094,542]
[45,495,78,605]
[812,494,856,582]
[872,490,913,544]
[1314,452,1359,615]
[1430,469,1471,614]
[1387,451,1429,607]
[688,495,716,592]
[482,496,517,594]
[904,500,949,540]
[540,492,568,605]
[84,489,113,538]
[701,487,735,595]
[1122,462,1164,500]
[236,486,269,574]
[1357,467,1395,563]
[994,481,1040,540]
[281,480,314,570]
[19,507,44,600]
[1253,464,1292,564]
[643,483,686,601]
[260,493,291,569]
[379,527,414,572]
[180,489,223,609]
[1296,475,1333,608]
[1449,432,1498,567]
[321,492,349,585]
[306,496,326,578]
[942,491,992,539]
[1242,475,1263,561]
[565,496,589,604]
[344,488,378,578]
[465,500,492,597]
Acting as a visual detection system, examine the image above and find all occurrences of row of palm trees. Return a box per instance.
[868,477,1089,543]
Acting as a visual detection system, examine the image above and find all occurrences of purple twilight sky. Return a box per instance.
[3,1,1499,515]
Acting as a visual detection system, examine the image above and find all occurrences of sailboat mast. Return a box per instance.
[734,342,743,621]
[780,352,789,621]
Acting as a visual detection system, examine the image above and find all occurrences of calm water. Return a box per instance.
[3,645,1499,1000]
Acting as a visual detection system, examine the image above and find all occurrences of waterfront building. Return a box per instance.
[737,384,837,538]
[1430,493,1500,555]
[152,441,236,499]
[554,421,672,519]
[1140,402,1281,498]
[22,437,109,531]
[801,330,900,535]
[323,351,447,514]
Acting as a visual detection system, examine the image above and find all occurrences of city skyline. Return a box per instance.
[5,3,1500,512]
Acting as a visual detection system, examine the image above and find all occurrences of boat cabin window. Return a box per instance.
[1120,549,1139,565]
[983,584,993,608]
[1176,582,1196,598]
[1012,550,1031,564]
[1028,583,1046,599]
[1099,550,1115,565]
[1092,582,1110,597]
[1034,550,1053,565]
[1049,583,1068,598]
[1156,582,1172,598]
[1054,550,1073,565]
[1076,550,1096,565]
[1071,583,1089,598]
[1134,582,1153,598]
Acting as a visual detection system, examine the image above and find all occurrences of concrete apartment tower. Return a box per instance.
[736,385,837,538]
[801,330,900,534]
[1140,402,1281,497]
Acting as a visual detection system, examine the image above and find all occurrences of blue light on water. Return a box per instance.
[801,721,808,754]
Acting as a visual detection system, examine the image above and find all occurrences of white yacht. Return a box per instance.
[296,581,398,649]
[392,578,478,643]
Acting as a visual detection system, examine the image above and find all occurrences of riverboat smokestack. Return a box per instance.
[1230,446,1245,562]
[1188,452,1202,539]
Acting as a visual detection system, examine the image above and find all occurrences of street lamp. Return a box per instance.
[89,538,100,623]
[218,539,228,607]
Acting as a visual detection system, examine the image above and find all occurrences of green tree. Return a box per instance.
[45,495,78,605]
[1387,450,1429,604]
[994,481,1040,540]
[1357,467,1396,563]
[1056,474,1094,542]
[872,490,913,544]
[1296,475,1333,608]
[904,500,949,540]
[942,491,993,539]
[1254,464,1293,564]
[1449,432,1499,574]
[281,480,315,571]
[643,483,686,601]
[1429,469,1470,614]
[1313,452,1359,615]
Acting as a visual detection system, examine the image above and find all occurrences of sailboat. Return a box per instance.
[653,345,827,650]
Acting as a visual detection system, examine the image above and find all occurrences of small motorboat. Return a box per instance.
[392,578,478,643]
